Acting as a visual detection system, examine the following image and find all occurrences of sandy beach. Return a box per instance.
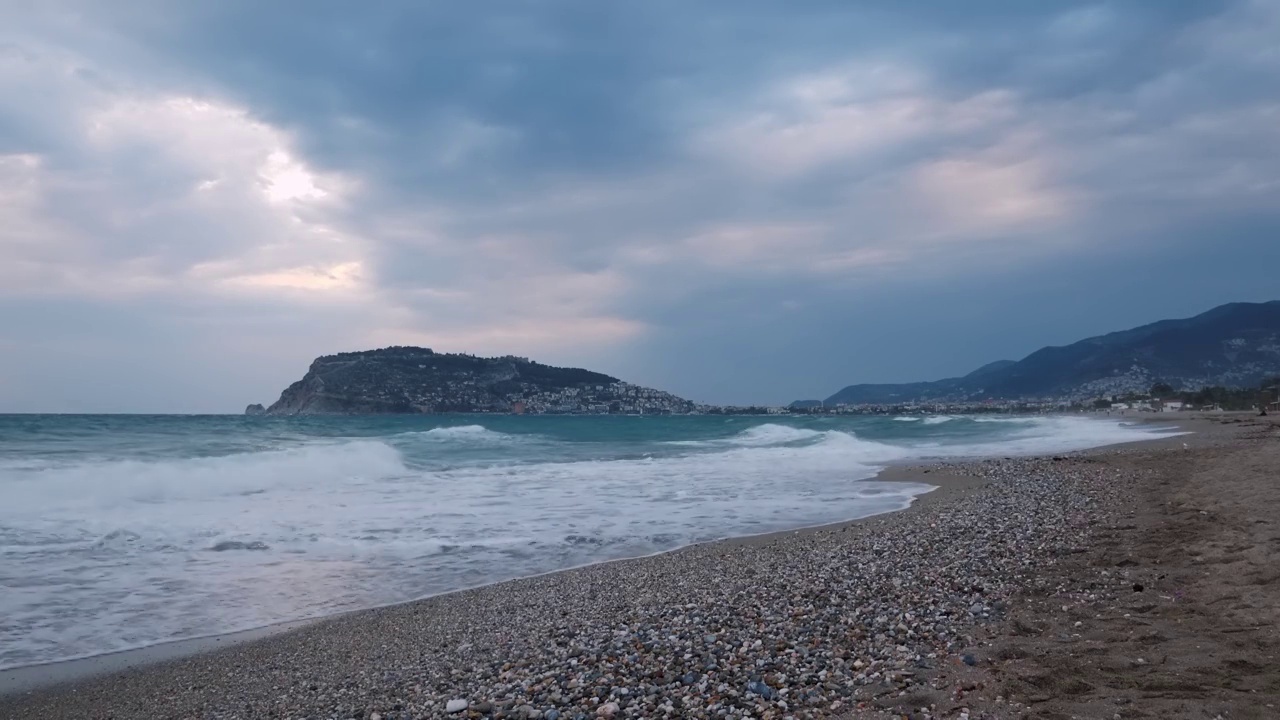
[2,414,1277,719]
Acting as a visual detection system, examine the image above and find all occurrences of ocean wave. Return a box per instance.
[803,430,910,461]
[663,423,834,448]
[209,540,270,552]
[725,423,827,446]
[0,439,409,514]
[394,425,530,446]
[0,413,1181,669]
[893,416,921,422]
[921,416,954,425]
[665,424,907,464]
[917,416,1186,458]
[413,425,520,442]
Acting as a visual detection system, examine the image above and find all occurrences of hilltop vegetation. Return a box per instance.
[258,347,699,415]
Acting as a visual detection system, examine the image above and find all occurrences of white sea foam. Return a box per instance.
[406,425,523,442]
[921,416,954,425]
[666,423,883,449]
[0,414,1179,670]
[920,416,1184,458]
[1,440,408,514]
[893,416,921,422]
[724,423,825,446]
[0,428,924,668]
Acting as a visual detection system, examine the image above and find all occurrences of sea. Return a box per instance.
[0,413,1178,669]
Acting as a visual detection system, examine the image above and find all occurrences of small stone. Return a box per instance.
[446,699,469,713]
[596,702,619,717]
[962,654,977,666]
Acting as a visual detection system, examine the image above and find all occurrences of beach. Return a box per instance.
[2,414,1277,719]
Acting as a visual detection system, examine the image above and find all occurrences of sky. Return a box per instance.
[2,1,1279,412]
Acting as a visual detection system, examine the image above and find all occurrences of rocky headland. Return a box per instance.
[253,347,699,416]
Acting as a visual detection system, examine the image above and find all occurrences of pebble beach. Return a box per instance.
[3,416,1276,719]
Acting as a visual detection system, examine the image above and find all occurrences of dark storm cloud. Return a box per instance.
[0,1,1277,410]
[79,2,1225,192]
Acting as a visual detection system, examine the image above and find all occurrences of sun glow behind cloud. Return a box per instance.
[261,150,329,204]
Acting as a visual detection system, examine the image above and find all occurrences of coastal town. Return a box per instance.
[506,382,700,415]
[416,389,1254,417]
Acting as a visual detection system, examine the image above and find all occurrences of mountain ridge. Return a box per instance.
[806,301,1280,406]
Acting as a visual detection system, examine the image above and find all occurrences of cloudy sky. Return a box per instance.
[2,1,1279,412]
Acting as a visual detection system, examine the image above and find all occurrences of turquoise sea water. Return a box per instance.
[0,413,1175,668]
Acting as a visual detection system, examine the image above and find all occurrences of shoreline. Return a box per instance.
[1,414,1251,719]
[0,413,1121,679]
[0,417,1196,700]
[0,463,979,697]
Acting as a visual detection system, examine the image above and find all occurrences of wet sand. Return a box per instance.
[894,413,1280,720]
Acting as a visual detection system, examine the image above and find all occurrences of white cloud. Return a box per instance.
[0,77,367,299]
[202,260,365,293]
[260,150,329,204]
[910,136,1075,238]
[682,223,825,269]
[370,315,644,358]
[696,62,1017,178]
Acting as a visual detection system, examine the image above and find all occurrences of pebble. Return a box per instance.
[0,455,1142,720]
[746,680,774,699]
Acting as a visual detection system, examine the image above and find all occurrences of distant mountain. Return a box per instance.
[256,346,700,415]
[805,301,1280,406]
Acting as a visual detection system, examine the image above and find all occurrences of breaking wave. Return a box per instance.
[406,425,524,442]
[724,423,826,446]
[0,413,1183,670]
[2,440,409,514]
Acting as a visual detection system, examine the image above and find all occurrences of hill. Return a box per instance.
[808,301,1280,406]
[256,347,699,415]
